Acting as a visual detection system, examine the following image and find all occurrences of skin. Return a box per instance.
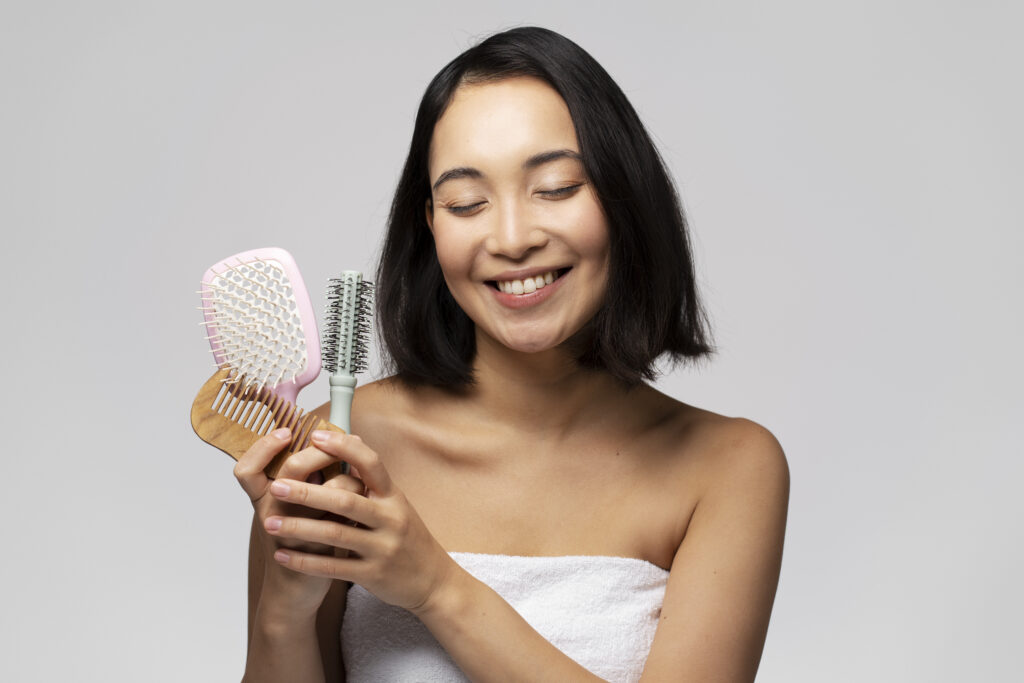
[238,77,790,682]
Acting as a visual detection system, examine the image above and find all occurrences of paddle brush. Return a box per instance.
[190,247,342,477]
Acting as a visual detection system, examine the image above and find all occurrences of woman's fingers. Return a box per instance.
[272,549,363,581]
[265,515,375,555]
[275,445,344,483]
[323,471,367,496]
[234,428,292,499]
[309,431,393,496]
[269,478,383,528]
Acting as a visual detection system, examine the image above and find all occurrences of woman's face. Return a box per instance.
[426,76,611,355]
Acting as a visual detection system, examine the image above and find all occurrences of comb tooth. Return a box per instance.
[252,395,275,435]
[282,399,301,435]
[271,394,291,434]
[227,381,252,422]
[265,393,286,434]
[242,385,267,430]
[226,391,245,422]
[246,400,269,431]
[211,382,229,413]
[286,409,306,452]
[277,401,297,437]
[220,390,240,418]
[217,373,240,413]
[236,391,259,427]
[259,393,284,435]
[254,385,276,428]
[293,413,317,451]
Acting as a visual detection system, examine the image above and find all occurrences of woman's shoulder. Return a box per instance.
[631,384,788,494]
[346,375,441,447]
[310,375,413,428]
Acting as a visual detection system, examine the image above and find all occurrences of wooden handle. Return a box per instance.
[191,368,345,478]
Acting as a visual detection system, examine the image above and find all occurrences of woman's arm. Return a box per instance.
[235,431,364,683]
[640,419,790,682]
[245,594,323,683]
[245,515,352,683]
[412,567,606,682]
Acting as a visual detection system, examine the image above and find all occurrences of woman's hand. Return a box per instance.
[263,430,457,613]
[234,427,366,617]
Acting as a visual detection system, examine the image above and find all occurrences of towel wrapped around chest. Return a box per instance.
[341,551,670,682]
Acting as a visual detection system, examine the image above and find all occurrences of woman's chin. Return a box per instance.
[479,320,595,357]
[501,339,560,355]
[488,331,567,356]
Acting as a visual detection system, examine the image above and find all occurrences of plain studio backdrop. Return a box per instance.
[1,1,1020,681]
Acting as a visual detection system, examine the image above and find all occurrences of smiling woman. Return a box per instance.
[426,77,611,354]
[377,27,714,389]
[235,26,790,683]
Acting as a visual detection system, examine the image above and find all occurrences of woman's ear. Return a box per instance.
[425,198,434,233]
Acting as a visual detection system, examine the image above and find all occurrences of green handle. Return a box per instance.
[329,373,357,475]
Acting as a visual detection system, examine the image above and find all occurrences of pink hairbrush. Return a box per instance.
[190,247,342,476]
[198,247,320,401]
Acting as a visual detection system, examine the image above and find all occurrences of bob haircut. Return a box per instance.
[376,26,713,388]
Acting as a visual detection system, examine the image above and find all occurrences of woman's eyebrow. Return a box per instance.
[431,150,583,193]
[522,149,582,170]
[432,167,481,193]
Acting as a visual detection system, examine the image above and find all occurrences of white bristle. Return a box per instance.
[201,257,308,389]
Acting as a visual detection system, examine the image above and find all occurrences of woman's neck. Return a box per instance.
[464,331,623,438]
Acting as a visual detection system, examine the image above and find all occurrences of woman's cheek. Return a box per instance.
[431,230,478,310]
[433,233,464,280]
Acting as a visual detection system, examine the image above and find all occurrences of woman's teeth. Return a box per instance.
[496,270,557,295]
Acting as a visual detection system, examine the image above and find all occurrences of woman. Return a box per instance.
[234,27,789,682]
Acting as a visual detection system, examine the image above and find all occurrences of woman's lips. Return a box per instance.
[488,268,570,309]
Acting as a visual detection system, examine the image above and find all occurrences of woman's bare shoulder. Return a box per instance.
[349,375,442,446]
[310,375,410,416]
[635,385,788,493]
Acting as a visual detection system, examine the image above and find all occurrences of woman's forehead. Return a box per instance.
[428,77,580,177]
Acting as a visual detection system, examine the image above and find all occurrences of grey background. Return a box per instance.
[2,1,1020,681]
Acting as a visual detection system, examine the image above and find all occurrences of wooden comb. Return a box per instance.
[191,367,344,478]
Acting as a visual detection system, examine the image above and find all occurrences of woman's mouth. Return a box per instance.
[488,268,571,295]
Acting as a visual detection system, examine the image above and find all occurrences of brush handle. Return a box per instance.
[329,373,357,475]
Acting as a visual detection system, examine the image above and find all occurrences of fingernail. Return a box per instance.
[274,550,290,563]
[270,481,290,496]
[311,430,328,443]
[272,428,291,440]
[265,517,282,531]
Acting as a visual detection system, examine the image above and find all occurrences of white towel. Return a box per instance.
[341,551,670,682]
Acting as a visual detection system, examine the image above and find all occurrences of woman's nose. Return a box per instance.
[484,201,548,259]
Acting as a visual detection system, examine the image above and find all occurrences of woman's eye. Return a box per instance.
[538,183,583,198]
[445,202,485,216]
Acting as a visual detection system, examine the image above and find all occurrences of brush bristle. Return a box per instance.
[200,257,308,390]
[322,272,373,375]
